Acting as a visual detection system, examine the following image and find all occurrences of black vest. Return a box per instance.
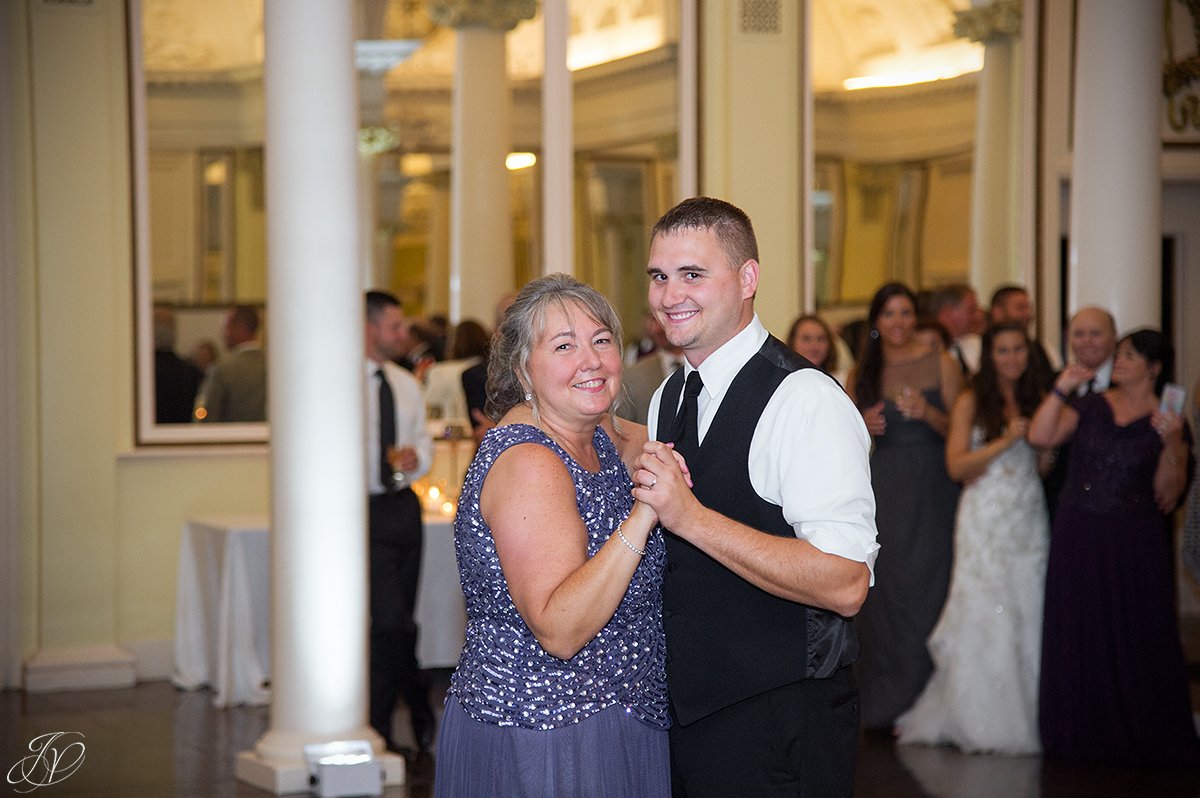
[657,335,858,726]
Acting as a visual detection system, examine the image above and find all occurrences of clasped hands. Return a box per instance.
[631,442,696,531]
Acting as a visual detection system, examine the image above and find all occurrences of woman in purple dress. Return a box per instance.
[435,275,675,797]
[1030,328,1198,765]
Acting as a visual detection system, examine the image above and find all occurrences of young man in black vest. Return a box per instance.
[633,197,879,797]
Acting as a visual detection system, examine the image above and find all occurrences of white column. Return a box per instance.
[432,0,535,323]
[424,172,452,313]
[450,28,512,323]
[358,150,383,289]
[677,0,699,201]
[237,1,400,791]
[1068,0,1163,329]
[957,0,1023,298]
[542,0,573,275]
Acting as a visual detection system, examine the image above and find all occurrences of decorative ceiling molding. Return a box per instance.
[1164,0,1200,137]
[953,0,1021,43]
[426,0,536,32]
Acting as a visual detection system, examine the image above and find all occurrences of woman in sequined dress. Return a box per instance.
[1030,328,1198,765]
[434,275,676,797]
[896,323,1050,754]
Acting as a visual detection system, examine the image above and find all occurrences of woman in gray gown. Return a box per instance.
[847,282,963,730]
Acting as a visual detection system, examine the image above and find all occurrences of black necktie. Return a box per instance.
[1084,378,1096,395]
[668,371,704,457]
[952,343,969,375]
[377,369,396,488]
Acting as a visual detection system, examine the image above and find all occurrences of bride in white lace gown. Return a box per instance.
[896,324,1050,755]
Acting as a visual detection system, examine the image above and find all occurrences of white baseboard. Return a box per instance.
[23,644,137,692]
[123,638,174,681]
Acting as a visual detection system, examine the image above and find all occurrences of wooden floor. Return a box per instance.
[5,663,1200,798]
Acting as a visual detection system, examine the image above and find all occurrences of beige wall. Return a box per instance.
[700,0,803,339]
[7,0,269,689]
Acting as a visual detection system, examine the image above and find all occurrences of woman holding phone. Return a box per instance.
[1029,328,1198,765]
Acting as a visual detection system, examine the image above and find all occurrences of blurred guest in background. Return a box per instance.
[928,284,982,375]
[989,284,1058,382]
[1184,378,1200,582]
[897,323,1049,754]
[1030,328,1198,765]
[787,313,847,386]
[188,338,219,376]
[848,282,963,731]
[364,290,435,755]
[617,313,684,424]
[913,317,951,356]
[194,305,266,422]
[423,319,490,423]
[153,306,203,424]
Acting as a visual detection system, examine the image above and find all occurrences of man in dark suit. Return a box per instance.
[152,306,203,423]
[364,290,435,754]
[633,198,878,797]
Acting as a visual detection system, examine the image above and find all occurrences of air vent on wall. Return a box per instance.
[740,0,782,35]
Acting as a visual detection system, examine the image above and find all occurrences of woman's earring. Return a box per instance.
[524,392,533,402]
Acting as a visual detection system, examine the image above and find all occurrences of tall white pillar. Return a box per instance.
[957,0,1023,298]
[1068,0,1163,329]
[430,0,535,323]
[237,1,401,791]
[542,0,573,275]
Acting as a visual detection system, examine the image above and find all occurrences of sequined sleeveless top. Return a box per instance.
[448,423,669,730]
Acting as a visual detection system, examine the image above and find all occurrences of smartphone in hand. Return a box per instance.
[1160,382,1186,416]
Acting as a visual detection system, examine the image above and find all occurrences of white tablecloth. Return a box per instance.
[172,513,465,708]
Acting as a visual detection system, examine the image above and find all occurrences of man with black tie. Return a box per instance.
[364,290,434,754]
[632,198,879,797]
[1065,305,1116,394]
[1041,305,1118,517]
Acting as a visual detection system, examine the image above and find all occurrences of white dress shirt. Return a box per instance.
[366,358,433,496]
[647,315,880,581]
[1077,357,1113,394]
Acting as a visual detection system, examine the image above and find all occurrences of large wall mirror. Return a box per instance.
[804,0,1025,336]
[131,0,686,445]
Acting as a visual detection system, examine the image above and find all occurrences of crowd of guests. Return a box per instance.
[156,198,1200,787]
[756,281,1197,765]
[428,197,1200,797]
[379,262,1199,785]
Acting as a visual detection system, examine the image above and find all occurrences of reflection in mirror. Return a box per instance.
[132,0,686,445]
[808,0,989,340]
[132,0,269,443]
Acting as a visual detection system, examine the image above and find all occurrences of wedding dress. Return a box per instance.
[896,428,1048,755]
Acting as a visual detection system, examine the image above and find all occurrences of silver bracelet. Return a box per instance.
[616,523,644,557]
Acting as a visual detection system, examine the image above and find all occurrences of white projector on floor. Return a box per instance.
[302,740,383,798]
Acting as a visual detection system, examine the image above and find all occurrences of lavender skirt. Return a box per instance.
[433,696,670,797]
